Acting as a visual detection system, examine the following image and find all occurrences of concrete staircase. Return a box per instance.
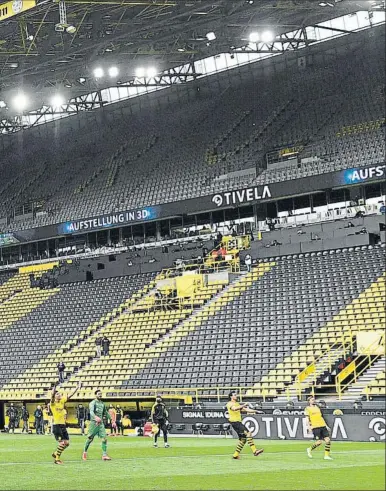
[277,347,346,400]
[341,356,386,400]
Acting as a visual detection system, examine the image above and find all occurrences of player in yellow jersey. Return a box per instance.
[226,391,264,460]
[305,396,333,460]
[49,381,81,465]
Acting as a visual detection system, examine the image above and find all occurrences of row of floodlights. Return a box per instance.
[2,66,160,112]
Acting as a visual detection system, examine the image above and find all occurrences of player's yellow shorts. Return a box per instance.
[87,421,107,439]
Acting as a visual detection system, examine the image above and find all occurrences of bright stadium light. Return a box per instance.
[51,94,65,108]
[146,67,157,78]
[0,100,6,108]
[261,30,275,43]
[12,92,28,112]
[93,67,104,78]
[249,32,259,43]
[206,31,216,41]
[108,66,119,77]
[135,67,146,78]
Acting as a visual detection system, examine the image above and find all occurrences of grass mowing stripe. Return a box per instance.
[0,436,384,490]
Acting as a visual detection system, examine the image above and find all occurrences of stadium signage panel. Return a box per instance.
[0,0,36,21]
[10,162,383,241]
[211,185,272,208]
[169,410,386,442]
[342,165,385,185]
[58,207,159,234]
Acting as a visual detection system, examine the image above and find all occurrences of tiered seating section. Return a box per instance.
[251,271,385,398]
[0,31,384,233]
[0,273,154,398]
[124,246,385,395]
[0,246,384,401]
[0,268,59,332]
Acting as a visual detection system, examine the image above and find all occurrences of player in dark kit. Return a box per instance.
[6,403,18,433]
[226,391,264,460]
[151,395,169,448]
[115,405,124,435]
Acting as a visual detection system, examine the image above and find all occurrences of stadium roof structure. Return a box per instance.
[0,0,384,131]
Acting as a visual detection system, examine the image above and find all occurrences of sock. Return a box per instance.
[310,441,322,451]
[55,442,66,459]
[155,432,158,443]
[164,432,168,444]
[84,438,92,452]
[233,438,246,457]
[102,440,107,456]
[247,437,257,453]
[324,441,331,456]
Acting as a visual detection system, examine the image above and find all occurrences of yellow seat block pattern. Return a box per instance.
[0,270,59,332]
[0,263,275,400]
[247,272,386,397]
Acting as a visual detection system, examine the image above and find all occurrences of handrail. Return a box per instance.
[337,331,385,394]
[295,334,354,386]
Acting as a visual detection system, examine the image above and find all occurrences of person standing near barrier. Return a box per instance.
[6,403,18,433]
[115,405,124,435]
[21,405,30,433]
[108,405,118,436]
[77,404,86,435]
[34,406,44,434]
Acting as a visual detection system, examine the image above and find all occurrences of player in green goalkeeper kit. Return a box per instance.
[82,389,112,461]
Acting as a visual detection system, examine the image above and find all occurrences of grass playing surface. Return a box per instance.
[0,434,384,490]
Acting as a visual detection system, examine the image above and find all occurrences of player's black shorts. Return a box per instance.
[312,426,329,440]
[231,421,249,438]
[154,419,167,431]
[52,424,69,441]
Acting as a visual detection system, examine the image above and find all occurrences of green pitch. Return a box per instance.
[0,434,384,490]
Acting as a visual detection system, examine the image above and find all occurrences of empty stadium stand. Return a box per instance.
[0,31,384,234]
[0,273,154,398]
[122,245,385,396]
[0,240,384,403]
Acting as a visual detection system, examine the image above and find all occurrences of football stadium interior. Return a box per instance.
[0,0,385,489]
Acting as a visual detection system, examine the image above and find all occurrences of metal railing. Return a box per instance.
[104,386,276,404]
[295,334,355,386]
[336,331,385,395]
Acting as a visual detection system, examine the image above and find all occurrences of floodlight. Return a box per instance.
[51,94,65,108]
[0,100,6,108]
[108,66,119,77]
[12,92,28,112]
[261,30,274,43]
[146,67,157,78]
[249,32,259,43]
[66,25,76,34]
[93,67,104,78]
[135,67,146,78]
[206,31,216,41]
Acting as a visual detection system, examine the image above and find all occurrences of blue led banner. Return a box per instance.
[57,207,160,234]
[342,165,385,186]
